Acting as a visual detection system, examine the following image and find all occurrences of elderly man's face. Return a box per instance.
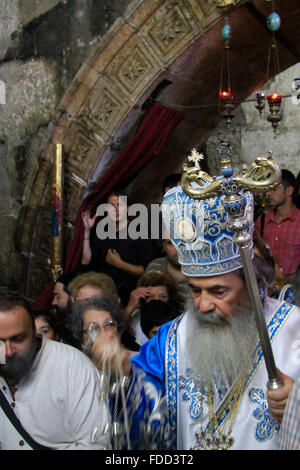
[188,272,246,323]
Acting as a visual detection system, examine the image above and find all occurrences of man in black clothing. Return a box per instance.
[81,190,155,305]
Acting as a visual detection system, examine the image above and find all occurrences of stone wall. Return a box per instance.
[6,0,226,300]
[0,0,132,293]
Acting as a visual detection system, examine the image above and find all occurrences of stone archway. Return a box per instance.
[11,0,300,299]
[12,0,229,298]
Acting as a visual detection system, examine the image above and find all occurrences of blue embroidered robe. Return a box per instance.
[127,298,300,450]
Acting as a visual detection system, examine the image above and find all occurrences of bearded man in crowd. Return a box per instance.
[0,293,110,450]
[91,177,300,451]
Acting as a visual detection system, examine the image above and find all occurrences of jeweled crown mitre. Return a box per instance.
[161,143,282,277]
[161,179,254,277]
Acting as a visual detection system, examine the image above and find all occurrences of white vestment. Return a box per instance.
[131,298,300,450]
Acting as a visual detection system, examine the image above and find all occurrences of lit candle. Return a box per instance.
[51,143,64,282]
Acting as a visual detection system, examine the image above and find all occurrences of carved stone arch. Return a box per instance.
[13,0,231,298]
[12,0,300,298]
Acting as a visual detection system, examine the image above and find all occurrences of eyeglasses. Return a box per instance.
[82,320,117,339]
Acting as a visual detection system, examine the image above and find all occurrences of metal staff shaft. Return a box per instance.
[238,243,282,390]
[227,193,283,391]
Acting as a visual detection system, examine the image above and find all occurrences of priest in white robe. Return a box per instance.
[92,168,300,451]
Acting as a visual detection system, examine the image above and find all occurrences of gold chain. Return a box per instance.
[193,372,246,450]
[208,372,246,434]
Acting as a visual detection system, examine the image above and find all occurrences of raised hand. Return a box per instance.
[82,210,97,231]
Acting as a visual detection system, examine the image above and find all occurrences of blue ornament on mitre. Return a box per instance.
[161,177,254,278]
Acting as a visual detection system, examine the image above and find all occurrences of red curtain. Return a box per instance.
[64,102,183,273]
[32,102,183,308]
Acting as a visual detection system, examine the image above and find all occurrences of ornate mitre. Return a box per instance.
[161,179,254,277]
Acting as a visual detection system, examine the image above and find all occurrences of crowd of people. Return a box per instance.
[0,168,300,451]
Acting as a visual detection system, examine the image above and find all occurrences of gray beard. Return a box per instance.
[184,296,257,389]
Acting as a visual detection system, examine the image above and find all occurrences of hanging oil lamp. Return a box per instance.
[219,17,235,127]
[255,92,266,115]
[267,92,282,133]
[265,5,282,135]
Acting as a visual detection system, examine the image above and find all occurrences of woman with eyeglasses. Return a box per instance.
[69,296,124,357]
